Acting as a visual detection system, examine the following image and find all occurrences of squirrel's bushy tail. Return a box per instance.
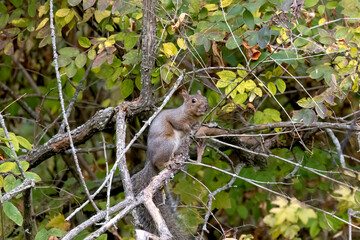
[132,163,192,239]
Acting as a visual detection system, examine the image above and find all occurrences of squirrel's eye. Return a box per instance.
[192,98,197,103]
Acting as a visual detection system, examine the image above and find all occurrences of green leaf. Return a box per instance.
[25,172,42,182]
[253,111,264,124]
[28,0,37,17]
[309,221,320,237]
[0,162,15,173]
[0,146,14,158]
[96,234,108,240]
[57,55,72,68]
[121,79,134,99]
[35,228,48,240]
[66,61,78,78]
[3,201,23,226]
[0,13,9,30]
[302,109,317,126]
[258,25,271,49]
[78,37,91,48]
[226,35,241,50]
[88,49,96,60]
[124,32,139,51]
[243,9,254,29]
[48,228,67,237]
[275,78,286,93]
[294,38,308,47]
[304,0,319,8]
[4,175,16,192]
[12,161,29,175]
[16,136,32,151]
[267,82,276,95]
[58,47,80,58]
[10,0,22,8]
[297,25,311,36]
[233,93,247,107]
[264,108,281,122]
[334,27,348,39]
[237,205,249,219]
[75,53,87,68]
[212,192,231,210]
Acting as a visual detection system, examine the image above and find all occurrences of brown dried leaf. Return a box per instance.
[171,13,190,31]
[212,41,224,66]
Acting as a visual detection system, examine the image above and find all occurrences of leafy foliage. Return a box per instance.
[0,0,360,238]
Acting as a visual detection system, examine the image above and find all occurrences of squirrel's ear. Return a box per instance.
[197,90,202,95]
[181,89,189,100]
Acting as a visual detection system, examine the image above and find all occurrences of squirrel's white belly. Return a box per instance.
[173,129,183,152]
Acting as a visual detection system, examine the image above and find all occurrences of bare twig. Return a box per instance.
[58,60,93,133]
[202,163,244,234]
[0,82,38,120]
[325,128,346,168]
[49,0,99,212]
[0,178,35,203]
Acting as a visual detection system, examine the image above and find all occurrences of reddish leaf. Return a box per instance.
[92,51,107,68]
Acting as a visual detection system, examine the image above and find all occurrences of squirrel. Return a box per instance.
[132,89,209,239]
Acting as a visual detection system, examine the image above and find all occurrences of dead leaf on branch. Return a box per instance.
[171,13,191,31]
[212,40,225,67]
[242,41,261,60]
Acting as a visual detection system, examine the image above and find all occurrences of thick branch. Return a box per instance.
[140,0,157,103]
[20,107,116,168]
[63,154,187,240]
[234,121,357,133]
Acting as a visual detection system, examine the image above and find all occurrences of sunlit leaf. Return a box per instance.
[161,42,178,58]
[79,37,91,48]
[56,8,71,17]
[0,162,15,173]
[3,201,23,226]
[46,214,70,231]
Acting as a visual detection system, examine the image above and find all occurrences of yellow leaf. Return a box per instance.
[204,4,218,11]
[56,8,71,18]
[244,80,256,91]
[237,81,246,94]
[272,196,288,208]
[104,39,115,48]
[319,18,327,25]
[161,42,178,58]
[254,87,262,97]
[36,18,49,31]
[221,0,233,8]
[221,102,236,113]
[94,10,111,23]
[177,38,187,50]
[267,82,277,95]
[46,214,70,231]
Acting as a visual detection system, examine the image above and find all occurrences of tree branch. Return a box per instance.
[140,0,157,104]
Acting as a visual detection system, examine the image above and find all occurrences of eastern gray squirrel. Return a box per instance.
[132,89,209,239]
